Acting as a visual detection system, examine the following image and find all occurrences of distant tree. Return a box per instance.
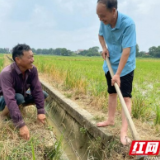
[35,48,72,55]
[60,48,75,56]
[139,51,146,57]
[149,46,160,57]
[54,48,62,55]
[79,46,100,56]
[149,46,157,57]
[79,50,88,56]
[42,49,49,54]
[48,48,54,55]
[136,44,148,57]
[36,49,42,54]
[89,46,99,52]
[136,44,139,57]
[0,48,8,53]
[61,48,69,56]
[31,48,36,54]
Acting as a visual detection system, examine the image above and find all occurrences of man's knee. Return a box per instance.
[124,97,131,102]
[109,93,117,99]
[0,96,6,111]
[43,91,48,99]
[15,93,25,105]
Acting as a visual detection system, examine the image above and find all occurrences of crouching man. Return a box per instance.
[0,44,48,140]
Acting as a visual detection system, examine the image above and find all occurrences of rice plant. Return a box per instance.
[132,95,151,121]
[155,105,160,125]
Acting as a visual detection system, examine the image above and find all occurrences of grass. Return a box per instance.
[131,95,151,121]
[31,138,36,160]
[34,55,106,96]
[0,105,63,160]
[34,55,108,110]
[0,54,4,71]
[133,59,160,107]
[93,115,105,122]
[0,119,42,159]
[80,127,87,134]
[155,105,160,125]
[51,135,63,160]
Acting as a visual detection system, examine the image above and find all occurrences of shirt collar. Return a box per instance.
[114,11,121,29]
[13,62,30,75]
[107,11,121,30]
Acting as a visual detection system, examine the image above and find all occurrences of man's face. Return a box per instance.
[96,3,115,25]
[17,50,34,70]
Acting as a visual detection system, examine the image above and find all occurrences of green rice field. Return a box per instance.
[1,54,160,124]
[0,55,4,71]
[34,55,160,124]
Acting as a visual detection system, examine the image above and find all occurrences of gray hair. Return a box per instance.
[97,0,117,10]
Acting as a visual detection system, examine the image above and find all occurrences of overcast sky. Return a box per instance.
[0,0,159,52]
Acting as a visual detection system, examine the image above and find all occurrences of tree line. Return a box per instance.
[136,45,160,58]
[32,48,75,56]
[0,48,9,53]
[0,46,101,57]
[32,46,101,56]
[1,45,160,57]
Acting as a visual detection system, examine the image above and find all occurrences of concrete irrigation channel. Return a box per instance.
[41,80,132,160]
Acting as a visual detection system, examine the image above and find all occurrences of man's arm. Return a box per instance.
[99,35,109,58]
[99,35,107,50]
[30,67,46,123]
[0,71,25,128]
[112,48,130,86]
[0,71,29,140]
[116,48,130,75]
[112,23,136,87]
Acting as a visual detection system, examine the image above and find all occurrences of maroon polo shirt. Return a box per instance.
[0,62,45,128]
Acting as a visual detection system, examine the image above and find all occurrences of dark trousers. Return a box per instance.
[0,90,48,111]
[105,70,134,98]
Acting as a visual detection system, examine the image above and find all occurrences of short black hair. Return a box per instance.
[97,0,117,10]
[12,44,31,61]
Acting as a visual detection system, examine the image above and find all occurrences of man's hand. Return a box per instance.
[101,48,109,60]
[37,114,46,124]
[111,74,121,87]
[19,125,30,140]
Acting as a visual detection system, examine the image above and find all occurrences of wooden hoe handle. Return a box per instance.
[105,56,139,140]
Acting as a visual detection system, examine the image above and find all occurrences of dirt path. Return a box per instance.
[3,54,11,66]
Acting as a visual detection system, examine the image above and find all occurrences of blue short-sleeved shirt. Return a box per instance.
[99,12,136,77]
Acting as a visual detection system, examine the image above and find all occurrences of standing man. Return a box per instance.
[96,0,136,145]
[0,44,48,140]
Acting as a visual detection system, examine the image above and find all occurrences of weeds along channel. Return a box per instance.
[0,105,63,160]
